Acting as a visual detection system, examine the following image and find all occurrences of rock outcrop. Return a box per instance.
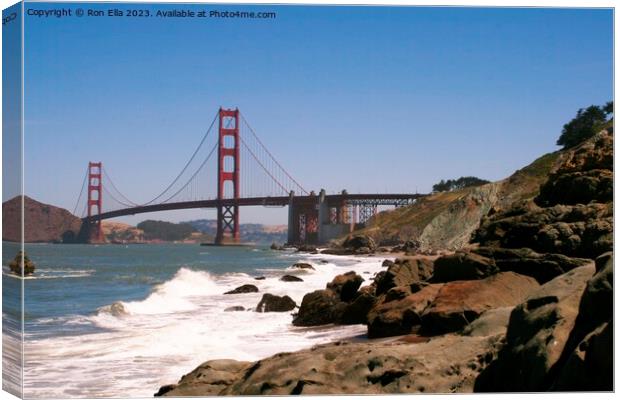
[224,284,259,295]
[156,359,252,396]
[421,272,539,335]
[322,235,377,255]
[474,201,612,258]
[430,252,498,282]
[474,264,597,391]
[471,247,591,284]
[291,262,315,270]
[374,258,434,295]
[367,283,443,338]
[280,275,303,282]
[292,271,369,326]
[367,272,539,338]
[474,129,613,260]
[536,130,612,207]
[255,294,296,313]
[161,333,506,396]
[293,290,342,326]
[326,271,364,302]
[8,251,36,275]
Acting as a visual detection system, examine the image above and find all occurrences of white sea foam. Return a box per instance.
[23,253,392,398]
[2,267,95,280]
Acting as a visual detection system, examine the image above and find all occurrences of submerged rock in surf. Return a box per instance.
[224,284,259,294]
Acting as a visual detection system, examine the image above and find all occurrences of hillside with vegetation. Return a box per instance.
[352,151,560,251]
[347,102,611,252]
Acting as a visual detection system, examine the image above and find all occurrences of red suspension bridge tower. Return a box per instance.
[87,162,104,243]
[216,108,241,244]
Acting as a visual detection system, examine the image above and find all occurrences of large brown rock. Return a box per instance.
[280,275,304,282]
[255,294,296,313]
[474,264,595,392]
[341,234,377,254]
[158,359,252,396]
[326,271,364,302]
[367,284,443,338]
[549,251,613,390]
[291,262,315,270]
[461,307,514,338]
[224,284,259,295]
[212,334,505,395]
[339,290,377,325]
[552,321,612,391]
[536,129,613,207]
[431,252,498,283]
[577,251,613,329]
[421,272,539,335]
[293,290,343,326]
[375,258,434,295]
[474,202,612,259]
[472,247,592,284]
[537,169,612,206]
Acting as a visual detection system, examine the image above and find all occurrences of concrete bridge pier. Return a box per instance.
[287,191,295,245]
[78,217,105,244]
[317,189,329,244]
[286,191,320,245]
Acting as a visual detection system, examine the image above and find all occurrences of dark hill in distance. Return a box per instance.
[2,196,82,243]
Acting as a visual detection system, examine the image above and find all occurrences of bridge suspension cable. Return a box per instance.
[159,141,218,204]
[72,166,89,216]
[139,110,219,206]
[102,167,140,207]
[238,134,289,195]
[239,112,308,195]
[93,110,220,211]
[102,185,137,209]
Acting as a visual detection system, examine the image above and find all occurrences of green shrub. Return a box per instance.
[557,101,613,149]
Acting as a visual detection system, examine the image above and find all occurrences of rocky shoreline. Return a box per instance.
[156,129,613,395]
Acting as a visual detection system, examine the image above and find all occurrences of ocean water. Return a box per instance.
[2,242,388,398]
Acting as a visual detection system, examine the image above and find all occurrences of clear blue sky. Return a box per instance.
[15,3,613,225]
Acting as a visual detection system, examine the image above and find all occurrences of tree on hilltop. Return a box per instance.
[557,101,613,149]
[432,176,490,193]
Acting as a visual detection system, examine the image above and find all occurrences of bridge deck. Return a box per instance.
[86,194,426,221]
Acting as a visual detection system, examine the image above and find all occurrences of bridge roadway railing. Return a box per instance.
[82,192,427,245]
[84,193,426,222]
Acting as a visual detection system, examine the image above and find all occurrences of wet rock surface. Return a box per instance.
[162,334,505,396]
[224,284,259,295]
[280,275,304,282]
[8,250,35,275]
[430,252,498,282]
[471,247,591,284]
[255,294,296,313]
[374,258,434,295]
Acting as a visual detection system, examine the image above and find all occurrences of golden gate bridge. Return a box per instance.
[72,108,425,244]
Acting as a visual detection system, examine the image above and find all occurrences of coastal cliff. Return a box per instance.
[2,196,83,243]
[352,150,561,252]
